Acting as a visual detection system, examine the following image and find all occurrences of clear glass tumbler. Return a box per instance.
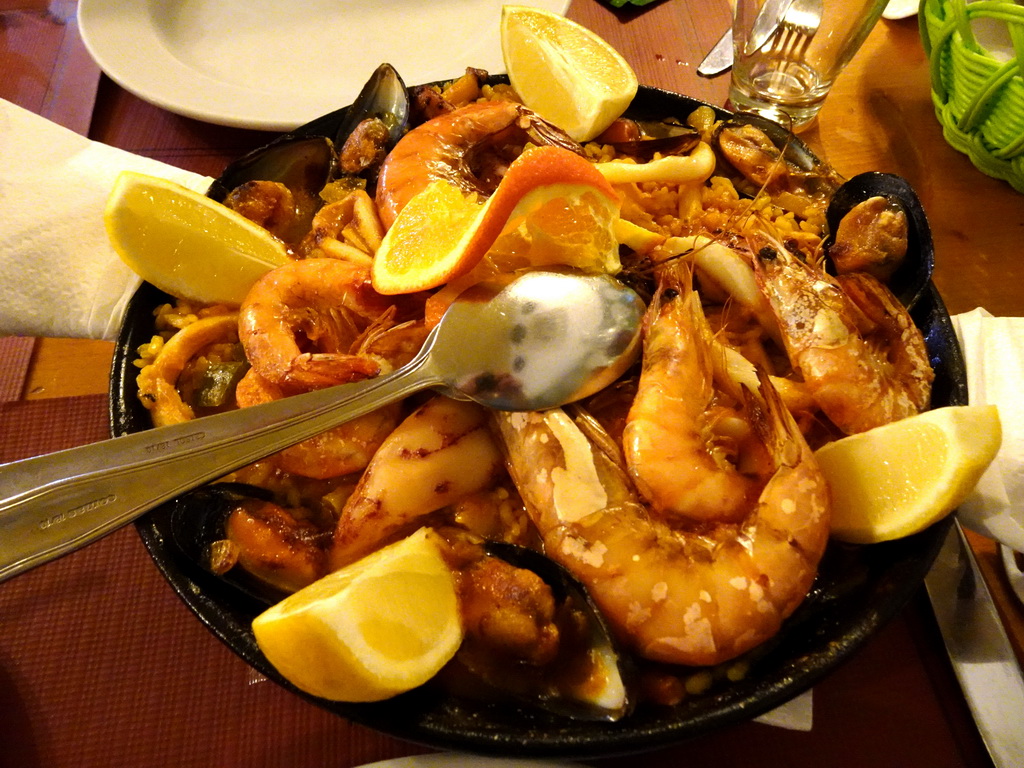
[728,0,888,129]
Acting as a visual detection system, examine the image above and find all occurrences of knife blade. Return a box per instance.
[698,0,795,78]
[697,28,733,77]
[925,521,1024,768]
[745,0,795,55]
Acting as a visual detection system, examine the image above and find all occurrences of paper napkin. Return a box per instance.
[0,98,212,340]
[951,308,1024,552]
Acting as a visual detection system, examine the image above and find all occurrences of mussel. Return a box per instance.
[605,118,702,160]
[442,541,632,722]
[332,62,410,164]
[824,172,934,310]
[716,112,833,178]
[165,482,317,607]
[204,63,410,244]
[166,482,631,720]
[711,113,843,219]
[206,134,339,244]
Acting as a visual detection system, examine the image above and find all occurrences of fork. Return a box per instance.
[766,0,823,62]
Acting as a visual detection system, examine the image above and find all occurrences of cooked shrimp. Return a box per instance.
[622,265,760,525]
[753,237,933,434]
[374,100,580,228]
[238,258,395,393]
[234,368,400,479]
[493,365,830,666]
[329,396,505,570]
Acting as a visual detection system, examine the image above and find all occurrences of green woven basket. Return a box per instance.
[920,0,1024,192]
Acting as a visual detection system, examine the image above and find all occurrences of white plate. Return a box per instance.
[77,0,569,132]
[882,0,918,20]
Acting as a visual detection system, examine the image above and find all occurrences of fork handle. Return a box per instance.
[0,350,440,583]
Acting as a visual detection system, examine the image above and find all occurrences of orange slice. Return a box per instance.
[371,145,620,295]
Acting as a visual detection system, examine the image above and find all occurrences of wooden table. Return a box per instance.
[2,2,1022,766]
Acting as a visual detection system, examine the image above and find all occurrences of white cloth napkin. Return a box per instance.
[0,98,211,340]
[951,308,1024,552]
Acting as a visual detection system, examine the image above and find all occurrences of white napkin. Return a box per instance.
[951,308,1024,552]
[754,688,813,730]
[0,98,212,340]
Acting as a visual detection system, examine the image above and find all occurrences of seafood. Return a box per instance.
[333,64,409,161]
[713,118,841,219]
[238,258,396,393]
[623,264,761,524]
[494,355,831,666]
[600,118,701,159]
[136,312,239,427]
[333,63,410,183]
[595,142,717,185]
[234,257,428,478]
[374,100,582,228]
[824,172,934,310]
[222,181,299,243]
[166,483,330,601]
[829,195,908,281]
[222,496,329,593]
[296,189,386,265]
[753,237,933,435]
[449,540,630,720]
[455,548,561,667]
[234,368,401,479]
[209,135,338,246]
[136,67,941,720]
[330,396,505,569]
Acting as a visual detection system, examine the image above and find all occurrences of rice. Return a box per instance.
[584,110,828,258]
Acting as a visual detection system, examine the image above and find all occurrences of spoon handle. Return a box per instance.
[0,348,443,583]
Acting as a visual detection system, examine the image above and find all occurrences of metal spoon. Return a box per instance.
[0,271,644,583]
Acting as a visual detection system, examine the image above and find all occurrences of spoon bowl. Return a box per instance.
[432,271,644,410]
[0,271,644,583]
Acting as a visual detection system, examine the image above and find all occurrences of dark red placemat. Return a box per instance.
[0,338,36,403]
[0,393,420,768]
[0,393,108,462]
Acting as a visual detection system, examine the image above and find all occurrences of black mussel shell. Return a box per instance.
[483,541,633,721]
[206,133,339,242]
[332,62,410,152]
[608,132,701,161]
[824,172,934,310]
[166,482,287,607]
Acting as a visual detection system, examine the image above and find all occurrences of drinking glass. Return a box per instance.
[728,0,889,129]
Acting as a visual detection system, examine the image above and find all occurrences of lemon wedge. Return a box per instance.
[500,5,638,142]
[104,170,291,305]
[252,528,463,702]
[816,405,1002,544]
